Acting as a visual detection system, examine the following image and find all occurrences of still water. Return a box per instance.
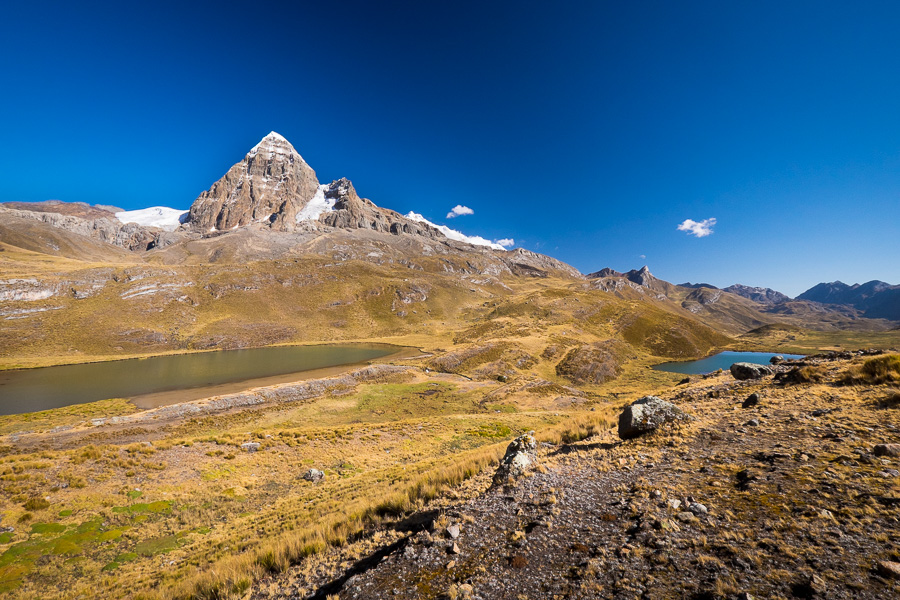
[653,351,805,375]
[0,344,402,415]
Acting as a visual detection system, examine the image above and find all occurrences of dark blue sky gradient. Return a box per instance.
[2,1,899,295]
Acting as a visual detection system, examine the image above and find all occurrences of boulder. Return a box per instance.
[742,393,760,408]
[770,355,784,364]
[874,443,900,457]
[302,468,324,482]
[618,396,690,440]
[492,432,537,486]
[240,442,261,452]
[730,362,774,380]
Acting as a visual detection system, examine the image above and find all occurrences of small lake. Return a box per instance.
[0,344,406,416]
[653,351,805,375]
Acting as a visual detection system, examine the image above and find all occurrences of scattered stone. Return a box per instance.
[240,442,261,452]
[744,419,760,427]
[677,511,698,523]
[446,524,460,539]
[770,355,784,364]
[449,542,460,555]
[492,432,537,486]
[877,469,899,478]
[666,499,682,510]
[678,377,691,385]
[876,560,900,579]
[302,468,324,483]
[730,362,773,380]
[618,396,691,440]
[873,443,900,457]
[742,393,760,408]
[688,502,708,516]
[446,560,456,569]
[458,583,473,598]
[791,573,827,598]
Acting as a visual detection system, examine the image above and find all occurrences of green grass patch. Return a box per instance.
[30,523,65,535]
[467,422,513,438]
[111,500,172,515]
[134,534,180,556]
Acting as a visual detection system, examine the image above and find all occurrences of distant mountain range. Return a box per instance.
[674,278,899,321]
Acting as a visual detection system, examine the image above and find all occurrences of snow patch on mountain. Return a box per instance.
[116,207,188,232]
[404,212,511,251]
[249,131,304,162]
[296,184,336,222]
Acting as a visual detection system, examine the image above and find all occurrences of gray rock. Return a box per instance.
[302,468,324,483]
[492,432,538,486]
[689,502,708,515]
[730,362,774,380]
[618,396,690,440]
[742,393,760,408]
[446,524,460,539]
[240,442,260,452]
[770,355,784,364]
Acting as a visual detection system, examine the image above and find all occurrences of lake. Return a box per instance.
[652,351,805,375]
[0,344,408,416]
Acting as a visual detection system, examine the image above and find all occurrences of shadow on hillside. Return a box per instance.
[309,510,440,599]
[549,440,619,456]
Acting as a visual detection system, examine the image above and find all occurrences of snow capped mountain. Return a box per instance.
[186,131,320,232]
[115,207,188,232]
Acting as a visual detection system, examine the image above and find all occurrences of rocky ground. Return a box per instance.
[250,355,900,600]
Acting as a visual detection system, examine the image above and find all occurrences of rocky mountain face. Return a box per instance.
[722,284,791,305]
[0,204,164,251]
[319,178,443,240]
[798,280,900,320]
[186,132,320,232]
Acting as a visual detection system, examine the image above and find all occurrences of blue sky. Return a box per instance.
[1,1,899,296]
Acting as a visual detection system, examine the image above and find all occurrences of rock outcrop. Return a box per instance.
[186,132,320,232]
[618,396,690,439]
[492,432,537,486]
[0,205,162,251]
[730,362,774,380]
[320,178,443,239]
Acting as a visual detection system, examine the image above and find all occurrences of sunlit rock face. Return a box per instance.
[186,132,320,232]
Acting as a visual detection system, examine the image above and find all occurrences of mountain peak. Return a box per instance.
[248,131,303,161]
[186,133,319,232]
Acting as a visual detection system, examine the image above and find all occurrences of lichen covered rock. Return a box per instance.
[492,432,537,486]
[618,396,690,440]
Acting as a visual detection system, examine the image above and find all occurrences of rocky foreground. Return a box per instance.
[251,355,900,600]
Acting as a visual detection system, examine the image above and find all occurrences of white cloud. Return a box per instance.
[446,205,474,218]
[405,212,511,251]
[495,238,515,248]
[677,217,716,238]
[639,254,646,259]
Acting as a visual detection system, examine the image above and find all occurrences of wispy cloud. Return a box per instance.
[446,205,474,218]
[677,217,716,238]
[405,212,512,250]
